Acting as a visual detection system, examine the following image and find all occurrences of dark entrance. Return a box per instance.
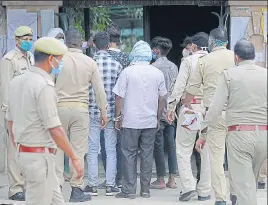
[149,6,221,66]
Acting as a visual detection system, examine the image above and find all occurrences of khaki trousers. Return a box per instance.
[258,159,267,183]
[176,104,211,197]
[19,151,65,205]
[5,119,25,197]
[227,130,267,205]
[206,112,227,201]
[56,107,89,187]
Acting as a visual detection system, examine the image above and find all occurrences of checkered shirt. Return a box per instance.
[89,50,123,118]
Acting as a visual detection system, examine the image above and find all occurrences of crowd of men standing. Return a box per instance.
[0,23,267,205]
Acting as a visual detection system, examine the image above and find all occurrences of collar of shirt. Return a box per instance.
[68,48,83,53]
[155,56,168,62]
[31,66,54,84]
[15,47,29,59]
[130,61,150,66]
[238,60,255,66]
[94,50,111,59]
[108,47,121,52]
[212,46,226,52]
[193,50,208,55]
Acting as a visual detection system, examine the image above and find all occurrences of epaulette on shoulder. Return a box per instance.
[3,50,16,61]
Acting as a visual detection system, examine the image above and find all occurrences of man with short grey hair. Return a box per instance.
[54,27,108,202]
[196,39,267,205]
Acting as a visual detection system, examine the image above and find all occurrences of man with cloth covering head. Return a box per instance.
[113,40,167,199]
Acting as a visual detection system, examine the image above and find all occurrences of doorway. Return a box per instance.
[149,5,221,66]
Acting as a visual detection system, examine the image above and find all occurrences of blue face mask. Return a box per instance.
[20,40,33,51]
[51,58,64,76]
[152,52,157,60]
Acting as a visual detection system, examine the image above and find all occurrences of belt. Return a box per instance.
[57,101,88,109]
[19,145,57,155]
[228,125,268,132]
[191,99,202,104]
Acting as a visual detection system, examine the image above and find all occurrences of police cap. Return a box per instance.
[34,37,68,56]
[14,26,33,37]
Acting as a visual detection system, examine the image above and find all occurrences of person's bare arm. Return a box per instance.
[157,95,165,122]
[49,126,77,159]
[114,95,123,130]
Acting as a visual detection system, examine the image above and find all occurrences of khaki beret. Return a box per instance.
[14,26,33,37]
[34,37,68,56]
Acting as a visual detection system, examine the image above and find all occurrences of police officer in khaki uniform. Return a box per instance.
[182,28,235,205]
[197,39,267,205]
[167,32,211,202]
[0,26,34,201]
[54,28,108,202]
[5,37,83,205]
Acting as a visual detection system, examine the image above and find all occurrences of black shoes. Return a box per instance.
[140,192,150,198]
[69,187,91,202]
[230,193,237,205]
[115,192,136,199]
[198,195,211,201]
[179,190,197,201]
[258,182,266,189]
[214,201,227,205]
[8,192,25,201]
[83,185,98,196]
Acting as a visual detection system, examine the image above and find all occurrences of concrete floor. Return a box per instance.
[0,155,267,205]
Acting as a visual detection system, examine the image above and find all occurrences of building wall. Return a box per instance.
[228,0,267,67]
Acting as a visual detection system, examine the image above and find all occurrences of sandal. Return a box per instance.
[166,181,177,189]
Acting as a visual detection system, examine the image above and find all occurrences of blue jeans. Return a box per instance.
[87,118,117,186]
[154,120,177,176]
[100,131,122,183]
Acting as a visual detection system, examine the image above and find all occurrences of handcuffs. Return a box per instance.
[113,114,123,131]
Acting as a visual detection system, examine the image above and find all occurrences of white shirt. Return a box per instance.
[113,61,167,129]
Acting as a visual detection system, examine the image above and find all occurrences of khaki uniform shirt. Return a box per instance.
[5,66,61,148]
[0,47,33,112]
[202,60,267,130]
[167,50,207,112]
[55,48,107,116]
[186,46,235,108]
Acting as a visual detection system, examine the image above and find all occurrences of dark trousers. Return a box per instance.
[100,130,122,183]
[154,121,177,176]
[121,128,157,194]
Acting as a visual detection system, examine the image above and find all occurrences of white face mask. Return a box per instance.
[182,48,191,57]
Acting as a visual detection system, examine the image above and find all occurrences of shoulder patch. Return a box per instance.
[3,50,16,61]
